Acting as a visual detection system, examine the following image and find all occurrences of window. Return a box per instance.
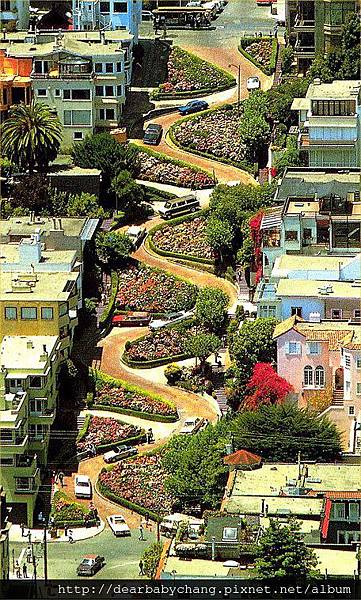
[41,307,53,320]
[303,228,312,240]
[64,110,91,126]
[285,230,298,241]
[116,85,123,96]
[268,306,276,318]
[0,457,14,466]
[357,356,361,369]
[105,63,114,73]
[73,132,83,140]
[37,89,47,97]
[344,354,351,369]
[29,376,42,389]
[354,310,361,319]
[116,62,122,72]
[63,89,71,99]
[8,379,24,389]
[55,89,61,97]
[5,307,17,320]
[304,366,313,386]
[114,2,128,11]
[333,222,361,249]
[307,342,320,355]
[348,406,355,415]
[29,424,46,440]
[100,1,110,12]
[30,399,43,413]
[222,527,238,541]
[315,366,325,387]
[0,429,12,442]
[95,86,103,96]
[105,85,115,97]
[15,477,32,491]
[286,342,301,355]
[21,307,37,320]
[331,309,343,320]
[356,383,361,395]
[291,307,302,317]
[95,63,102,73]
[72,89,90,100]
[99,108,115,120]
[59,303,68,317]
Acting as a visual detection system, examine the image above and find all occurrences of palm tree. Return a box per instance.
[1,100,62,173]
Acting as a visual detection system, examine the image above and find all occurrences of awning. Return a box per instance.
[261,210,282,230]
[321,498,332,539]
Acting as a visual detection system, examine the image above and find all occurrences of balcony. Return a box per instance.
[299,130,310,147]
[15,468,40,495]
[0,434,29,454]
[294,42,315,56]
[29,408,55,425]
[294,15,315,30]
[15,454,37,477]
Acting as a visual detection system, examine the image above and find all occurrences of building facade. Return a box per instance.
[0,53,32,123]
[292,79,361,168]
[0,0,29,30]
[72,0,142,42]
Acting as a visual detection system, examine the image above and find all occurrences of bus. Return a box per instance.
[153,6,212,27]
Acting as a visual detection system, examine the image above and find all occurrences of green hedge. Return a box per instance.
[238,37,278,76]
[76,414,91,443]
[121,351,189,369]
[91,403,179,423]
[96,432,146,453]
[99,271,119,329]
[131,143,217,186]
[97,478,163,522]
[54,519,98,529]
[151,81,235,101]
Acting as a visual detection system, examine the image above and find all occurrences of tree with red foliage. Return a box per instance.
[243,362,293,410]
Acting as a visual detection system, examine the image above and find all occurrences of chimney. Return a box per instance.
[309,312,321,323]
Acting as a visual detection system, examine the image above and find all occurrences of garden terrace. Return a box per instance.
[137,149,215,189]
[76,415,144,452]
[116,264,198,314]
[151,215,214,262]
[98,454,174,518]
[239,37,278,76]
[50,491,96,528]
[170,106,248,169]
[90,369,178,421]
[123,326,196,367]
[152,47,235,99]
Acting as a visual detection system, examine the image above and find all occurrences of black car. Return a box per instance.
[178,100,209,115]
[143,123,163,145]
[77,555,105,577]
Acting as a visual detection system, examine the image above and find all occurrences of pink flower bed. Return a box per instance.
[77,416,141,450]
[99,455,174,514]
[153,217,213,260]
[96,384,177,417]
[125,329,187,362]
[138,151,215,189]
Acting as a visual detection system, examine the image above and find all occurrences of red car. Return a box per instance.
[112,312,151,327]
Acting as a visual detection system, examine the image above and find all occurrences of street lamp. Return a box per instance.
[228,63,241,116]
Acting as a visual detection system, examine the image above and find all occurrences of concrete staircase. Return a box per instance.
[332,389,344,406]
[77,415,86,431]
[212,365,228,416]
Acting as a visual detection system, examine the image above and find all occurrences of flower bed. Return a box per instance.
[91,369,178,420]
[239,37,278,75]
[51,491,95,528]
[137,149,215,189]
[152,216,213,260]
[76,415,143,451]
[171,106,247,167]
[116,264,198,313]
[98,455,174,516]
[153,47,235,98]
[165,364,213,394]
[124,329,188,363]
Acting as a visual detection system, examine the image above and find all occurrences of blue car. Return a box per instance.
[178,100,209,115]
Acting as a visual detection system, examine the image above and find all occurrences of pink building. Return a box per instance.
[273,315,361,453]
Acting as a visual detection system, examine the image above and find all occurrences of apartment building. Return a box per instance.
[0,487,10,581]
[0,0,29,29]
[73,0,142,42]
[286,0,359,73]
[0,53,32,123]
[0,30,132,146]
[273,316,361,453]
[292,79,361,168]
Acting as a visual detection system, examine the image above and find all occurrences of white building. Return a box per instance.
[72,0,142,43]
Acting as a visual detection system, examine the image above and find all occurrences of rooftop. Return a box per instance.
[1,35,127,59]
[0,335,58,370]
[275,168,360,203]
[0,216,89,239]
[276,278,361,299]
[273,316,361,349]
[0,270,78,301]
[272,254,357,278]
[306,79,361,101]
[0,244,76,268]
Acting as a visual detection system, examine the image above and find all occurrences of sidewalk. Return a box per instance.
[9,520,104,544]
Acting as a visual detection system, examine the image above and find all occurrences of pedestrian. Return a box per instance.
[139,560,145,576]
[138,524,145,541]
[64,523,68,537]
[68,529,74,543]
[58,471,65,487]
[145,512,150,527]
[38,511,43,524]
[27,530,31,544]
[49,515,55,528]
[26,546,32,563]
[20,522,25,537]
[22,563,28,578]
[15,560,21,578]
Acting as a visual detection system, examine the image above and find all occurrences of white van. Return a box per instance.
[74,474,92,499]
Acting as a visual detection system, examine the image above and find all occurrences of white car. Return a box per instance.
[149,310,193,331]
[126,226,146,249]
[247,76,261,91]
[74,475,92,499]
[179,417,201,435]
[107,514,131,537]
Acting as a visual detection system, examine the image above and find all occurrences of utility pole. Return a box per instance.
[43,524,48,584]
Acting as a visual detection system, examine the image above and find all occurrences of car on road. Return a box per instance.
[247,76,261,91]
[74,475,92,499]
[112,312,151,328]
[77,554,105,576]
[158,195,200,219]
[177,100,209,115]
[143,123,163,145]
[149,310,194,331]
[179,417,208,435]
[126,225,147,249]
[107,514,131,537]
[103,445,138,464]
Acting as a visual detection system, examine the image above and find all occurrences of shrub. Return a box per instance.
[141,542,164,578]
[164,364,182,385]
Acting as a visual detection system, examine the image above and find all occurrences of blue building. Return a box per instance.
[72,0,142,43]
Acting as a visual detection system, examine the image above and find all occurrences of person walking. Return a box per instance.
[15,561,21,578]
[22,563,28,578]
[27,530,31,544]
[26,546,32,564]
[64,523,68,538]
[58,471,65,487]
[138,523,145,541]
[139,560,144,576]
[20,523,25,537]
[68,529,74,544]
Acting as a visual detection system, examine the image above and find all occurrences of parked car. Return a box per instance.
[178,100,209,115]
[107,514,131,537]
[142,9,154,20]
[77,555,105,576]
[74,475,92,499]
[103,445,138,464]
[126,225,147,248]
[180,417,208,435]
[143,123,163,145]
[158,195,200,219]
[247,76,261,91]
[149,310,194,331]
[112,312,151,327]
[160,513,204,537]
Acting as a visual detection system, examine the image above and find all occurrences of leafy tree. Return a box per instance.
[239,113,271,162]
[1,100,62,173]
[273,135,302,173]
[236,222,253,268]
[95,231,132,268]
[230,402,342,462]
[205,216,234,259]
[110,169,145,214]
[141,542,163,578]
[280,45,294,74]
[67,192,106,218]
[229,317,278,392]
[243,363,293,410]
[242,90,268,118]
[185,332,221,371]
[267,79,309,126]
[195,287,229,333]
[10,174,49,213]
[256,518,318,578]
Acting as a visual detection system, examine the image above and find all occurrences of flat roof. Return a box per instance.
[0,335,58,370]
[0,244,76,267]
[306,79,361,101]
[272,254,355,277]
[275,169,361,203]
[2,35,127,58]
[276,278,361,299]
[0,270,78,301]
[0,217,88,238]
